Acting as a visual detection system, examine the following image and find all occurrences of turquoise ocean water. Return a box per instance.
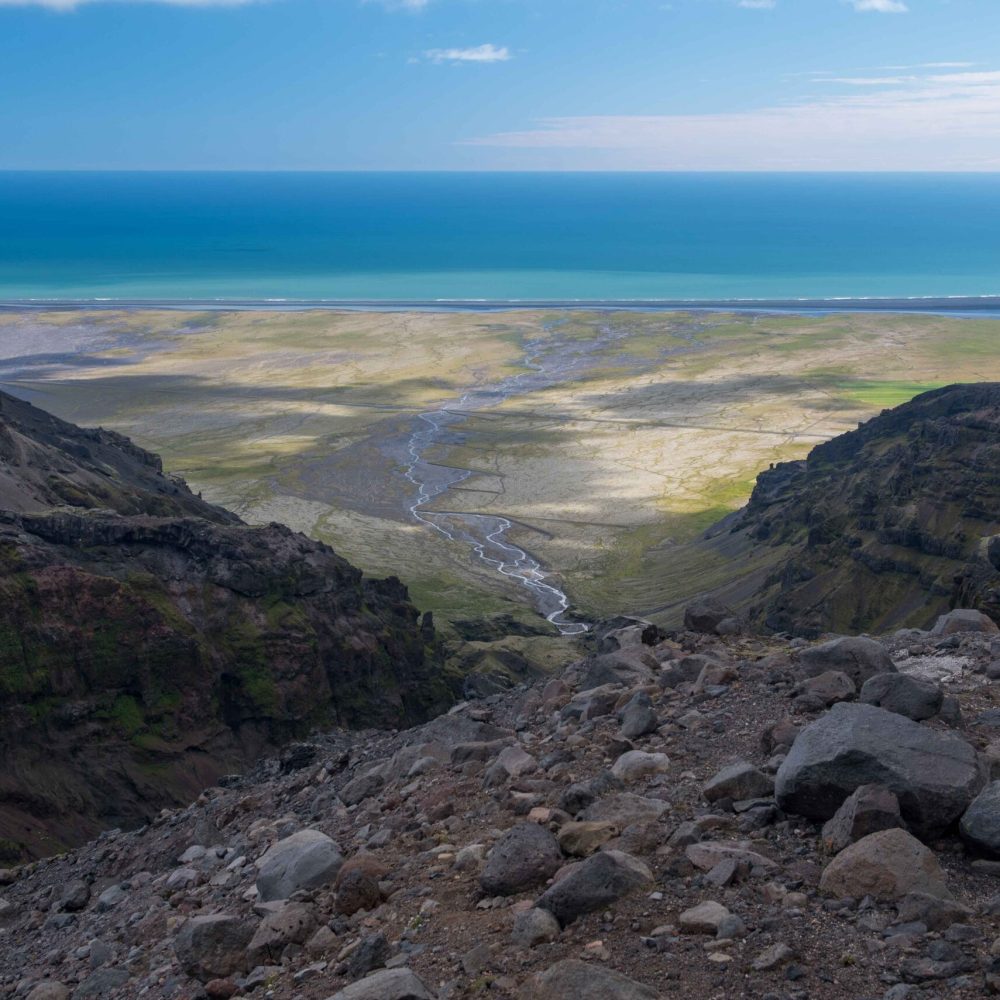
[2,172,1000,305]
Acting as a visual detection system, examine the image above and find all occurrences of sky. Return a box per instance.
[2,0,999,170]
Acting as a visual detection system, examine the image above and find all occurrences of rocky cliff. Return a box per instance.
[692,384,1000,637]
[0,391,451,861]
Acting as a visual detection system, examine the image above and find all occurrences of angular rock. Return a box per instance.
[610,750,670,783]
[775,702,985,837]
[896,892,974,931]
[819,829,951,901]
[932,608,999,636]
[256,829,343,902]
[60,880,90,913]
[678,900,730,934]
[480,823,563,896]
[619,692,659,739]
[703,762,773,803]
[174,914,255,982]
[511,906,561,947]
[325,968,435,1000]
[247,902,317,965]
[793,670,856,711]
[860,672,943,721]
[959,780,1000,856]
[797,636,896,687]
[684,597,735,635]
[520,959,658,1000]
[335,868,382,915]
[579,793,668,826]
[535,850,652,926]
[557,821,618,858]
[685,840,777,873]
[821,783,904,853]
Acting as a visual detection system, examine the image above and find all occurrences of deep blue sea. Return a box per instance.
[2,171,1000,305]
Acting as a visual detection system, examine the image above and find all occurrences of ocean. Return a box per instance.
[2,171,1000,306]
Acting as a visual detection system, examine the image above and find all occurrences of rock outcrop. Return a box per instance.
[677,384,1000,637]
[0,391,450,859]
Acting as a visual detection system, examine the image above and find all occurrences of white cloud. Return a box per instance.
[849,0,908,12]
[0,0,259,7]
[738,1,776,8]
[423,43,510,65]
[464,67,1000,170]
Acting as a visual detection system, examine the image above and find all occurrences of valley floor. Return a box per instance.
[2,308,999,627]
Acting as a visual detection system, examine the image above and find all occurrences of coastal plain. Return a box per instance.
[2,308,999,629]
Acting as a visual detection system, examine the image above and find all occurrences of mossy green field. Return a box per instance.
[3,308,999,627]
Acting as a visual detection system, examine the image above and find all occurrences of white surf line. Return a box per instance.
[402,358,588,636]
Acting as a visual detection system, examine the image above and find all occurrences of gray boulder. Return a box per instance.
[684,597,735,635]
[797,636,896,687]
[520,959,658,1000]
[775,702,984,837]
[959,780,1000,856]
[860,672,943,721]
[325,968,435,1000]
[703,761,773,803]
[511,906,561,947]
[931,608,999,636]
[174,914,255,982]
[535,850,652,926]
[256,829,343,902]
[480,823,563,896]
[821,783,904,853]
[619,691,659,738]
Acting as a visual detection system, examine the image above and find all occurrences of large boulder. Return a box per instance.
[256,829,343,902]
[520,959,658,1000]
[860,672,943,721]
[797,636,896,687]
[480,823,563,896]
[535,850,652,926]
[775,702,984,837]
[325,968,435,1000]
[959,780,1000,856]
[684,597,735,635]
[174,914,255,982]
[819,829,951,901]
[247,902,317,965]
[932,608,999,636]
[702,762,773,803]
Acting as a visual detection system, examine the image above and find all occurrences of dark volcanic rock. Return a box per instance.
[535,850,652,926]
[797,636,896,687]
[775,701,985,837]
[860,672,943,721]
[0,390,451,859]
[959,781,1000,856]
[683,597,735,635]
[688,384,1000,637]
[480,823,563,896]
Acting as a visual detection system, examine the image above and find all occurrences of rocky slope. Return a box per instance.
[6,610,1000,1000]
[674,384,1000,637]
[0,391,450,862]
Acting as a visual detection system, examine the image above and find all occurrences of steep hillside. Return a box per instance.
[647,384,1000,636]
[0,391,451,860]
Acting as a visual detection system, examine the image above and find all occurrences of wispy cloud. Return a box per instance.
[465,67,1000,170]
[738,1,776,9]
[423,43,510,65]
[848,0,908,12]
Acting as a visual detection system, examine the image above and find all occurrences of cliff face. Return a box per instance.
[0,392,449,860]
[719,383,1000,636]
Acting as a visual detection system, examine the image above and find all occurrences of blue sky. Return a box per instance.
[2,0,999,170]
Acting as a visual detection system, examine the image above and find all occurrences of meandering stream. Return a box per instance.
[401,323,649,635]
